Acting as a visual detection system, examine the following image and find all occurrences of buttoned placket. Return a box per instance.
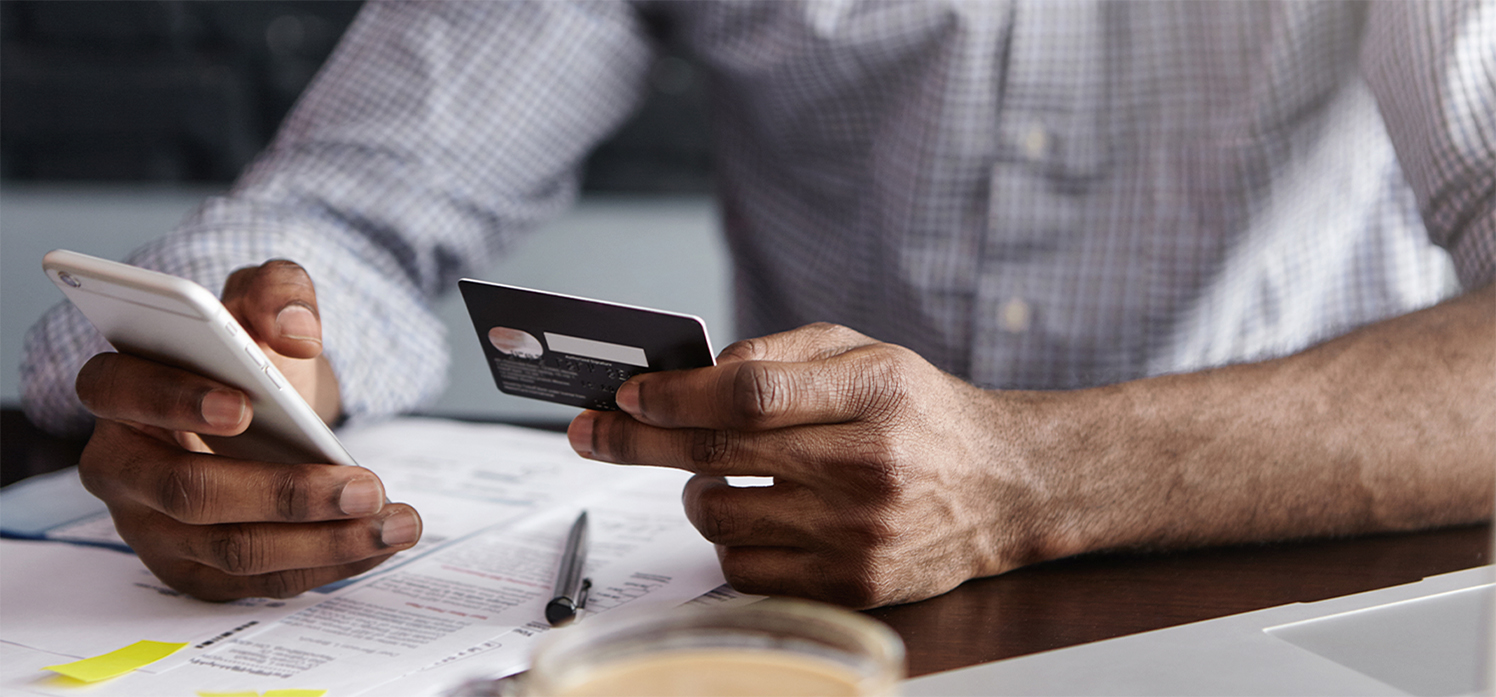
[974,0,1111,389]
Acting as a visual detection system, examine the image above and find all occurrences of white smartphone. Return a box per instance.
[43,249,358,467]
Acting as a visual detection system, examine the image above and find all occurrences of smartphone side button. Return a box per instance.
[262,365,284,390]
[243,344,267,369]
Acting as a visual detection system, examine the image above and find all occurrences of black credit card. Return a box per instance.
[459,280,717,411]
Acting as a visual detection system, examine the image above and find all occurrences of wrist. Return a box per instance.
[959,385,1109,576]
[980,383,1154,568]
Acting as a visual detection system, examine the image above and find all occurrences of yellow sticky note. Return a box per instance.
[42,640,187,683]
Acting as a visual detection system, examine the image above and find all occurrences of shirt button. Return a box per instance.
[1019,125,1051,162]
[1000,298,1032,333]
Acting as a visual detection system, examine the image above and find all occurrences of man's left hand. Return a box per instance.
[567,322,1057,609]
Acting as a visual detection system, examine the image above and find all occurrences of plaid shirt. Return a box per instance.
[22,0,1495,435]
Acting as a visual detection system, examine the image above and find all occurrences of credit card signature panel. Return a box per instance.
[460,280,715,411]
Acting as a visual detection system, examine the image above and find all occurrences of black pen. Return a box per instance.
[545,511,591,626]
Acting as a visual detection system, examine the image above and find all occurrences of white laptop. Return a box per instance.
[905,563,1493,696]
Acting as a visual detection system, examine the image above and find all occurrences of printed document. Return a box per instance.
[0,418,728,696]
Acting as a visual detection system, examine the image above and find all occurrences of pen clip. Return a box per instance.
[577,579,591,611]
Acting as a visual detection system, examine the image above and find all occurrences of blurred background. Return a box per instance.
[0,0,733,428]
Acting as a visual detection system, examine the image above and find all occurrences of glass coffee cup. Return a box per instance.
[519,599,906,696]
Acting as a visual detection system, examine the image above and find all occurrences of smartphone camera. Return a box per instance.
[57,271,82,288]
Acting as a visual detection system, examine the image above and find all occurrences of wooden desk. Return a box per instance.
[3,409,1489,681]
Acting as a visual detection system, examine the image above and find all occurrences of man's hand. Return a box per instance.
[567,323,1051,609]
[565,286,1494,611]
[74,260,422,601]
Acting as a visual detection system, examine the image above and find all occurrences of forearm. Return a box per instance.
[1022,283,1495,560]
[22,2,659,434]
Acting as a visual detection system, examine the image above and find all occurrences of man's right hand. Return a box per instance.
[72,260,422,601]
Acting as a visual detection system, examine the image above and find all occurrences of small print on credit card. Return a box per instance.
[459,280,717,411]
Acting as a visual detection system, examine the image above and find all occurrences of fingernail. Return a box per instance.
[380,510,421,547]
[339,478,383,516]
[615,380,641,414]
[276,304,321,344]
[201,389,246,428]
[568,412,595,458]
